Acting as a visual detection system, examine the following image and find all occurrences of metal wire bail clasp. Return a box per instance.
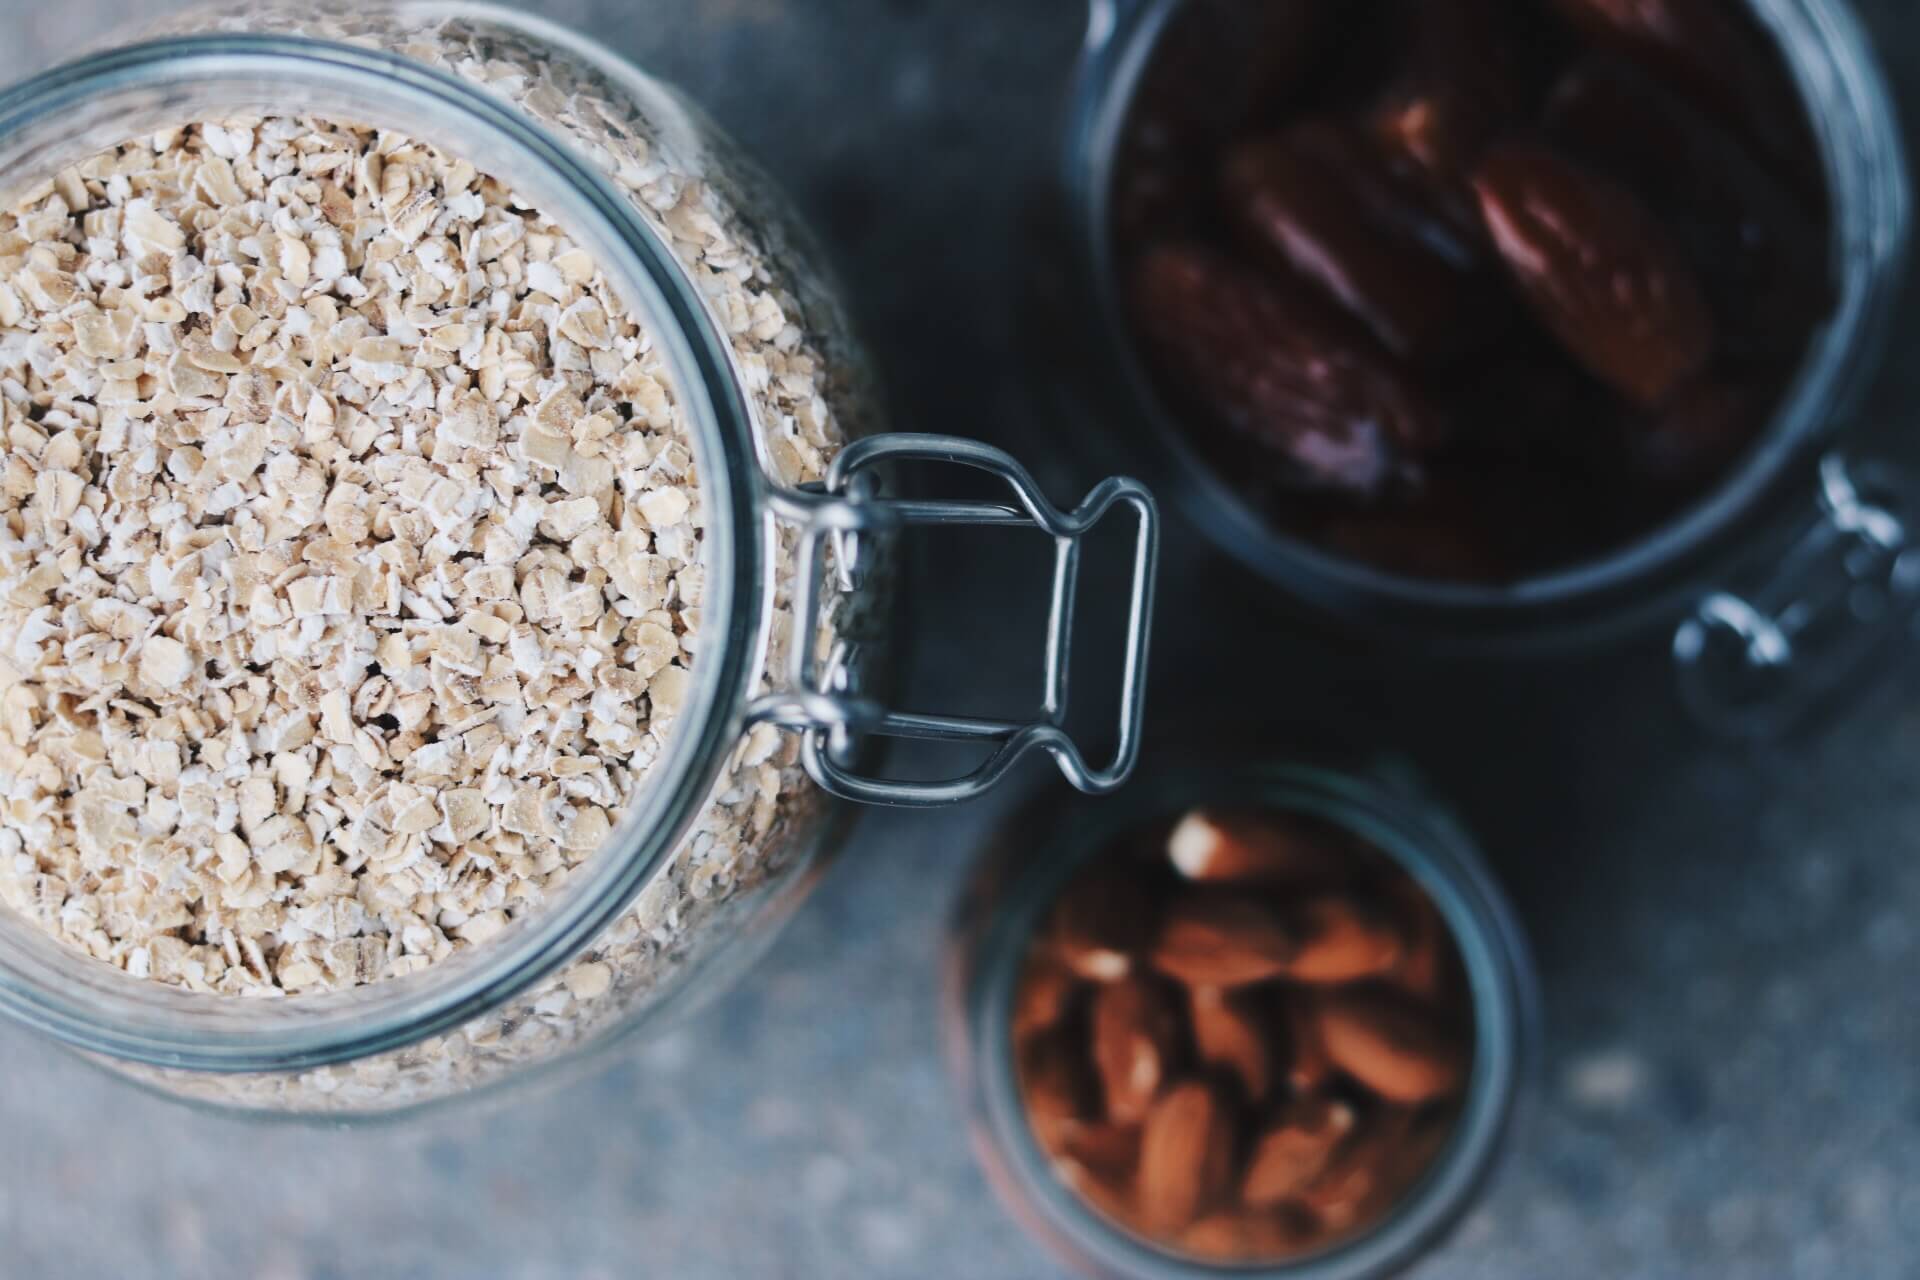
[1674,454,1920,741]
[749,435,1159,807]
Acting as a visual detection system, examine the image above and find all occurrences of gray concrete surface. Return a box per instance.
[6,1,1920,1277]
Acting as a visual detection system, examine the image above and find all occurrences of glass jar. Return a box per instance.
[0,4,1158,1115]
[944,757,1537,1280]
[1043,0,1911,685]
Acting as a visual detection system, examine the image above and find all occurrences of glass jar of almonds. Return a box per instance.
[945,757,1535,1278]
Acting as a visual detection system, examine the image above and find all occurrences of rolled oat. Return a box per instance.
[0,5,870,1110]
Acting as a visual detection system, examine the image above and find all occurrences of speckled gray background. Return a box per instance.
[5,1,1920,1277]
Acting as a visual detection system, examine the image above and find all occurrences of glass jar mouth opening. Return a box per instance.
[1070,0,1910,634]
[965,762,1536,1280]
[0,35,769,1072]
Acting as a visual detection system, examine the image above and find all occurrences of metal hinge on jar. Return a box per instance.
[1674,453,1920,741]
[750,434,1159,806]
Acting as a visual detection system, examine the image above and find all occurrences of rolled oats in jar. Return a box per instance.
[0,4,1158,1114]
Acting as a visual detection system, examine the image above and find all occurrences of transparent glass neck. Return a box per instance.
[0,34,769,1071]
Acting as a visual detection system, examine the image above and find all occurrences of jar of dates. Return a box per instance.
[0,4,1157,1116]
[1042,0,1910,724]
[944,757,1537,1279]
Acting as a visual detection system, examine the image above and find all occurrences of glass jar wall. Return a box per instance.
[0,2,883,1113]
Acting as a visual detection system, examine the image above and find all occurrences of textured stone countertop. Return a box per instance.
[6,2,1920,1277]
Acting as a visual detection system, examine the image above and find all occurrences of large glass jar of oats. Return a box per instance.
[0,4,1157,1115]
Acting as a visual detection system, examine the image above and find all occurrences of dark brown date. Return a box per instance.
[1370,0,1533,188]
[1129,244,1446,498]
[1136,0,1332,136]
[1548,0,1823,193]
[1108,0,1830,584]
[1113,1,1331,243]
[1473,140,1714,408]
[1627,377,1769,496]
[1544,55,1826,364]
[1222,122,1503,364]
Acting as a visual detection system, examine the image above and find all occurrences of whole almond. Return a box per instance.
[1136,1080,1233,1235]
[1385,875,1453,1003]
[1054,1154,1137,1228]
[1012,953,1082,1043]
[1049,867,1159,982]
[1316,984,1468,1104]
[1188,984,1274,1102]
[1286,895,1403,983]
[1378,1106,1457,1196]
[1166,809,1352,886]
[1091,976,1184,1125]
[1242,1096,1358,1208]
[1061,1120,1144,1186]
[1151,893,1295,987]
[1018,1024,1099,1153]
[1181,1205,1320,1262]
[1299,1106,1417,1231]
[1282,987,1334,1094]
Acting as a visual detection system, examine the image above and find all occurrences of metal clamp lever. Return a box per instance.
[748,434,1159,807]
[1674,453,1920,741]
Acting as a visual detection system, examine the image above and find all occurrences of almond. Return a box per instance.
[1054,1154,1137,1227]
[1017,1024,1099,1153]
[1316,984,1468,1104]
[1049,866,1159,982]
[1188,984,1274,1102]
[1091,975,1184,1124]
[1060,1120,1143,1185]
[1166,808,1351,885]
[1181,1204,1320,1261]
[1136,1080,1234,1235]
[1299,1106,1417,1232]
[1151,892,1295,987]
[1385,875,1454,1003]
[1012,952,1081,1043]
[1286,895,1403,983]
[1379,1105,1458,1197]
[1242,1096,1358,1207]
[1282,987,1334,1094]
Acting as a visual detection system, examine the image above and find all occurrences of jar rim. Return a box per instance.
[0,32,770,1071]
[954,760,1538,1280]
[1061,0,1912,645]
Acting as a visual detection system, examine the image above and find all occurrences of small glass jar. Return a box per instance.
[0,4,1157,1115]
[944,758,1537,1280]
[1043,0,1912,697]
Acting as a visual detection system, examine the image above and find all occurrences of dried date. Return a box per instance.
[1544,55,1826,364]
[1129,244,1445,497]
[1222,122,1502,364]
[1472,140,1714,408]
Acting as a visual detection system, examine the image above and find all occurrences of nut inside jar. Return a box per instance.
[1112,0,1832,585]
[1011,804,1474,1263]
